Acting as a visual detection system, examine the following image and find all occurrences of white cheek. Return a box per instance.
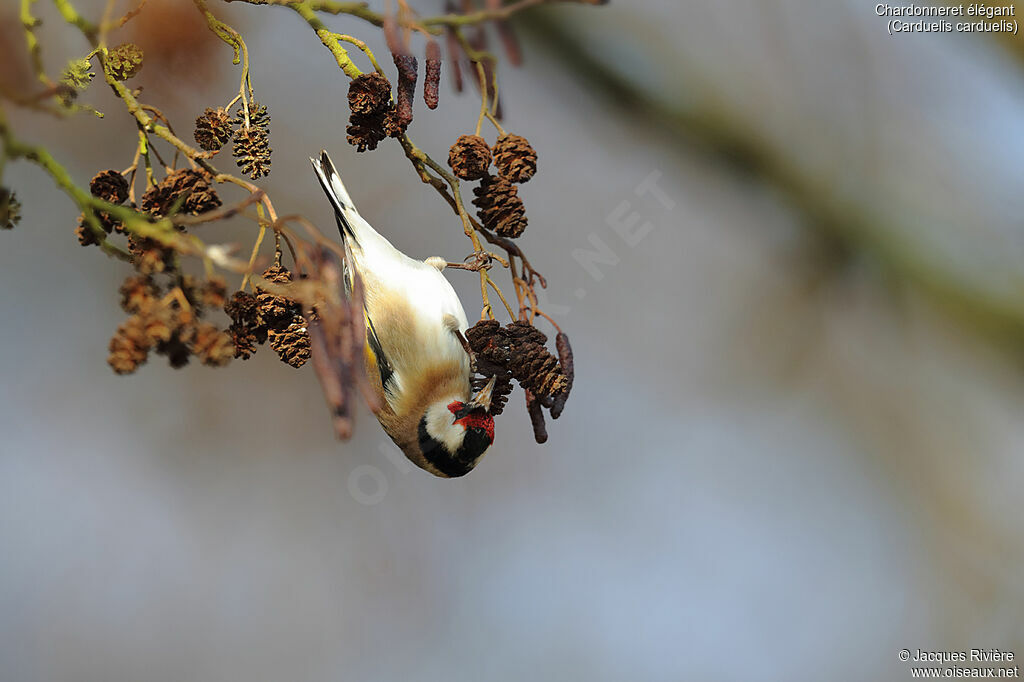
[424,403,465,453]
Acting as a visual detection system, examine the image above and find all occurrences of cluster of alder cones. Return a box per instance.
[109,261,312,375]
[345,72,409,152]
[449,133,537,238]
[224,262,312,369]
[467,319,574,443]
[74,165,308,373]
[193,101,273,179]
[75,167,221,249]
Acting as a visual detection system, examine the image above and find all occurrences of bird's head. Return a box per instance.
[418,376,497,478]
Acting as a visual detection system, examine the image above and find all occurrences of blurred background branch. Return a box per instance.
[521,7,1024,350]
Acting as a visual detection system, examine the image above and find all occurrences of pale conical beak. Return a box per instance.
[469,375,497,412]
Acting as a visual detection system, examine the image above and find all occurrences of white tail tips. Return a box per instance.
[311,150,360,242]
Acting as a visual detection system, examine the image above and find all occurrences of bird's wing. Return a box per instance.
[364,310,395,396]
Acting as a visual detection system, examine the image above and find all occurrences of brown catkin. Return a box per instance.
[472,175,527,238]
[525,390,548,444]
[393,54,417,128]
[448,135,491,181]
[493,134,537,183]
[424,40,441,110]
[444,20,464,93]
[495,19,522,67]
[550,332,573,419]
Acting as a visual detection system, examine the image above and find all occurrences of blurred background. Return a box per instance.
[3,1,1024,680]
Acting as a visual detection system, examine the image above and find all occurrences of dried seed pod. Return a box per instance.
[224,289,267,359]
[229,322,260,360]
[141,169,221,216]
[233,101,271,131]
[106,43,144,80]
[525,390,548,444]
[1,188,22,230]
[383,107,407,138]
[225,291,260,327]
[138,304,175,345]
[348,72,392,116]
[466,319,560,417]
[74,213,103,245]
[268,317,312,368]
[199,277,227,309]
[472,175,527,238]
[156,333,192,368]
[90,170,130,204]
[467,320,514,416]
[256,263,300,328]
[393,53,418,128]
[424,39,441,109]
[119,274,159,313]
[189,322,235,367]
[346,111,389,152]
[233,127,272,179]
[127,235,174,275]
[493,134,537,183]
[505,319,547,345]
[448,134,492,181]
[108,315,151,374]
[194,107,233,152]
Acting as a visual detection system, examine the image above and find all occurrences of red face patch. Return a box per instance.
[448,401,495,443]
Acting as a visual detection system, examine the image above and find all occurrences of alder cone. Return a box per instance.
[89,170,129,204]
[472,175,526,238]
[194,107,233,152]
[269,318,312,368]
[233,127,272,179]
[448,135,491,181]
[509,340,567,399]
[348,72,392,115]
[493,134,537,183]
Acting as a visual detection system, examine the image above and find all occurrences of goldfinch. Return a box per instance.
[311,151,496,477]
